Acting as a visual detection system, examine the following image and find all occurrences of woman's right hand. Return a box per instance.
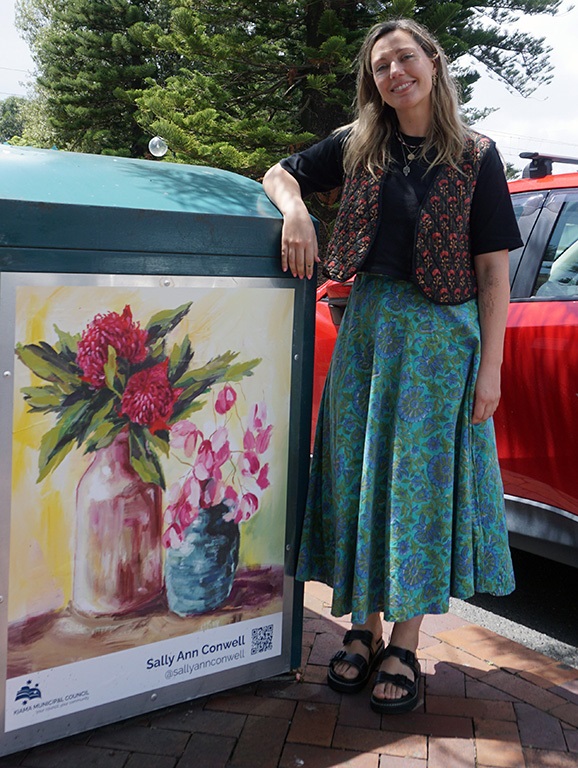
[263,163,320,280]
[280,202,319,279]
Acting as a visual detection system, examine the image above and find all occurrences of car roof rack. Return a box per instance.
[520,152,578,179]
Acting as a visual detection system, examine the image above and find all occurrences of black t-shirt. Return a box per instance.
[280,131,523,281]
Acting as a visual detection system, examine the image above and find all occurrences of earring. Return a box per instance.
[432,71,438,86]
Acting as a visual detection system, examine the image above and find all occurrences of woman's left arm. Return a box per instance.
[473,250,510,425]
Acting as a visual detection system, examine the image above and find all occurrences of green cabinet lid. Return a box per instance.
[0,146,282,258]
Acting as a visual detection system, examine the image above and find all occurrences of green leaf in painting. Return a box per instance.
[171,397,207,422]
[223,358,261,382]
[144,428,170,458]
[83,397,121,451]
[52,325,80,360]
[21,385,62,412]
[145,302,192,344]
[169,335,193,382]
[129,430,165,488]
[15,342,80,387]
[103,346,118,390]
[37,423,77,482]
[84,425,121,453]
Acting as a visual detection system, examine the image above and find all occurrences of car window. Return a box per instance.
[533,191,578,298]
[509,191,546,284]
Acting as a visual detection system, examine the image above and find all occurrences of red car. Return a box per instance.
[313,152,578,568]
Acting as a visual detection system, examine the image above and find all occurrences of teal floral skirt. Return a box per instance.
[297,273,515,623]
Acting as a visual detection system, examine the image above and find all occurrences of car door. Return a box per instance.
[494,187,578,564]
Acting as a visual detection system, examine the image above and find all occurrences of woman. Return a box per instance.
[263,18,520,714]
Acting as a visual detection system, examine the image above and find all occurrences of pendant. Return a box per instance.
[407,152,416,161]
[403,165,410,176]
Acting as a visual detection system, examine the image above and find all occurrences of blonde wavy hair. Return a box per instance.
[342,18,468,177]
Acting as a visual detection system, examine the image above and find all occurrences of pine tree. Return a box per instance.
[133,0,561,174]
[17,0,176,156]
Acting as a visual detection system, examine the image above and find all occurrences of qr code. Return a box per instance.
[251,624,274,655]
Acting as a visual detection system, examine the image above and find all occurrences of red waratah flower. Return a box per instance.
[120,360,182,433]
[76,305,148,388]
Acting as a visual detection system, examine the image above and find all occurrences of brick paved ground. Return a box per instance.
[1,581,577,768]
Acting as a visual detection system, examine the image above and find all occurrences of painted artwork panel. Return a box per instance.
[2,274,295,732]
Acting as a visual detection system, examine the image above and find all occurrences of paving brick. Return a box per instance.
[176,732,235,768]
[424,641,495,676]
[256,680,342,705]
[376,759,426,768]
[421,612,471,637]
[426,695,516,721]
[548,702,578,728]
[151,706,246,737]
[229,715,290,768]
[88,723,189,755]
[286,701,338,746]
[424,660,466,697]
[474,718,524,767]
[380,712,474,738]
[477,669,569,711]
[563,727,578,752]
[515,702,567,750]
[280,743,379,768]
[301,663,329,684]
[519,664,578,688]
[428,736,476,768]
[302,630,316,648]
[550,678,578,706]
[435,626,560,672]
[523,748,578,767]
[465,678,517,701]
[0,753,28,768]
[125,754,176,768]
[332,724,427,759]
[20,743,129,768]
[338,691,382,730]
[436,625,498,645]
[308,630,343,666]
[205,692,296,719]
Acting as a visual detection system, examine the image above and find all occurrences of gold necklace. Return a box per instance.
[396,131,425,176]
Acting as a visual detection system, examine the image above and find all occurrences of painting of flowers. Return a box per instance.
[163,387,274,615]
[7,280,293,676]
[16,301,259,489]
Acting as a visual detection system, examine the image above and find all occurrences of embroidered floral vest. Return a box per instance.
[323,132,492,305]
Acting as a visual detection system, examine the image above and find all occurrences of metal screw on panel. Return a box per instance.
[150,693,158,701]
[0,596,4,603]
[3,371,11,378]
[161,278,173,287]
[294,354,299,360]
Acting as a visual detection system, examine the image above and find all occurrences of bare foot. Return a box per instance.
[372,616,422,702]
[332,615,383,682]
[371,651,417,701]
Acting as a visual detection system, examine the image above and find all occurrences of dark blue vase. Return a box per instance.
[165,504,240,616]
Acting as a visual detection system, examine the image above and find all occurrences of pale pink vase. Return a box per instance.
[72,432,163,617]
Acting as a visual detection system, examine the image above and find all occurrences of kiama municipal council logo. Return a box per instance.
[15,681,42,704]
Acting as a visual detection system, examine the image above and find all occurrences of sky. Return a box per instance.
[2,1,578,174]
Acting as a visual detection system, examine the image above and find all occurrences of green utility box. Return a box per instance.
[0,145,314,756]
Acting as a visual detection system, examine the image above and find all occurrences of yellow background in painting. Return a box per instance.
[9,282,294,624]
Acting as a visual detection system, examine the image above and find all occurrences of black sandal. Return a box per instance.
[369,644,421,714]
[327,629,385,694]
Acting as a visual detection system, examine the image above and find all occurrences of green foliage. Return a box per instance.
[16,0,563,170]
[131,0,562,179]
[16,0,177,156]
[0,97,27,142]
